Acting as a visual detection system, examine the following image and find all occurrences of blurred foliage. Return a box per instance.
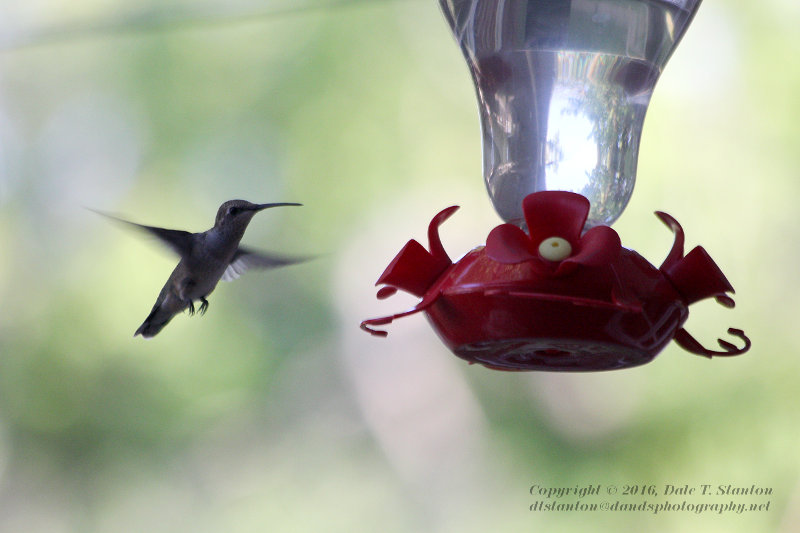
[0,0,798,531]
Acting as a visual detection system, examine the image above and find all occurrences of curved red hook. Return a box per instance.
[673,328,751,358]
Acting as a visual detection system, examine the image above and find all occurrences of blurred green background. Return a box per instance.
[0,0,797,531]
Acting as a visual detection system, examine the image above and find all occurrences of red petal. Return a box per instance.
[374,206,459,298]
[655,211,685,271]
[428,205,459,262]
[662,246,734,305]
[485,223,537,264]
[559,225,621,273]
[523,191,590,245]
[376,239,450,298]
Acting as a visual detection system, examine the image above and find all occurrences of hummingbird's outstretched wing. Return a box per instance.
[90,209,195,257]
[221,247,309,282]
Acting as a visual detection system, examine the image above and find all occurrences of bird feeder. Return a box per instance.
[361,0,750,371]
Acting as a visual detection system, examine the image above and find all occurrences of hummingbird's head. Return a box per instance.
[214,200,302,228]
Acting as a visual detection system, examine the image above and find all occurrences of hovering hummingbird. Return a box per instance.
[94,200,306,338]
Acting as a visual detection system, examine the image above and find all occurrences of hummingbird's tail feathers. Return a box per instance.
[134,314,175,338]
[133,295,186,338]
[221,248,312,281]
[134,306,173,338]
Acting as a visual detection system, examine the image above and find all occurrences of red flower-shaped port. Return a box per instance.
[361,191,750,371]
[485,191,621,275]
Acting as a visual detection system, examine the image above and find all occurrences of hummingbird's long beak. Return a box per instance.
[251,202,302,212]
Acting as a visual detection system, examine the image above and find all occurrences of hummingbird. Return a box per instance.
[94,200,306,338]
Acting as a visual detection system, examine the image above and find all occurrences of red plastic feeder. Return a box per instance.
[361,191,750,371]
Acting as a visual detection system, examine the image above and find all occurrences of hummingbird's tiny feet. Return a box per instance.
[187,300,196,316]
[198,297,209,316]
